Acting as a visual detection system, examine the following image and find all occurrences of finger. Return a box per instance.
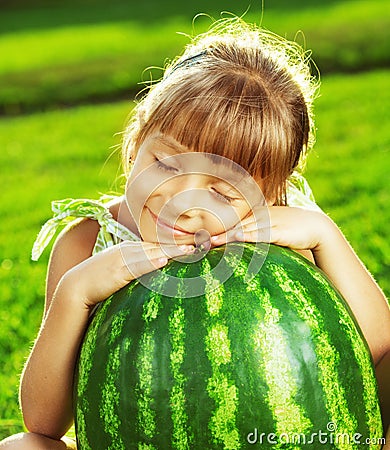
[124,255,169,280]
[120,240,193,250]
[210,229,242,247]
[237,214,270,231]
[149,256,169,270]
[142,242,195,255]
[120,241,194,260]
[143,244,195,262]
[238,222,269,235]
[240,227,272,243]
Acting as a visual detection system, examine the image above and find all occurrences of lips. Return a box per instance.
[148,208,192,236]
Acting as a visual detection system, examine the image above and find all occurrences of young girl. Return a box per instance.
[1,17,389,449]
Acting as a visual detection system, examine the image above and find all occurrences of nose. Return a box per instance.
[165,174,208,219]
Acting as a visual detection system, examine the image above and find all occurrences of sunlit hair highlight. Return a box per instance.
[122,17,319,204]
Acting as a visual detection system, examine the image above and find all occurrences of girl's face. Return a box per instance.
[125,132,267,245]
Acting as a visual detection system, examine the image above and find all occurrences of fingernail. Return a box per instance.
[157,257,168,265]
[179,245,194,253]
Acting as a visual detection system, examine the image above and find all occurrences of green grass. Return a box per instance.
[0,68,389,438]
[0,0,389,113]
[306,70,390,280]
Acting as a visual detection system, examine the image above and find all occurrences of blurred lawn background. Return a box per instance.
[0,0,389,438]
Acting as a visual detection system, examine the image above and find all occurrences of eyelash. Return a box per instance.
[211,188,234,204]
[155,158,178,173]
[155,157,234,204]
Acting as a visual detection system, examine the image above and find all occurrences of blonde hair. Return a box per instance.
[123,17,319,204]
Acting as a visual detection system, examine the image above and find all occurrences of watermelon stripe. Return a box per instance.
[270,264,358,449]
[108,311,130,345]
[206,370,240,449]
[169,268,191,449]
[202,259,240,450]
[100,306,134,449]
[136,331,157,443]
[284,250,383,446]
[228,256,313,440]
[243,242,269,284]
[138,444,155,450]
[205,328,240,449]
[169,302,190,449]
[76,296,115,450]
[142,293,163,323]
[135,275,168,447]
[202,260,224,317]
[252,288,313,438]
[99,344,124,449]
[205,324,232,366]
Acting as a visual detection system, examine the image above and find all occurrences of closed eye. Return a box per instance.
[211,187,235,204]
[155,158,178,173]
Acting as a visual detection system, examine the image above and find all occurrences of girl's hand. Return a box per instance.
[57,241,194,310]
[210,206,329,251]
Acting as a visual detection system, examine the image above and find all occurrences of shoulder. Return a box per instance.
[44,195,127,304]
[49,195,126,274]
[55,217,101,257]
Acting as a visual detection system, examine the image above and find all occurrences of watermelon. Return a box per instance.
[74,243,383,449]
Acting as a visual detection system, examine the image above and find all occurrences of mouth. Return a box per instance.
[148,208,193,237]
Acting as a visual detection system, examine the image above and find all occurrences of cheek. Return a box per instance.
[125,170,154,223]
[203,202,250,235]
[126,160,175,203]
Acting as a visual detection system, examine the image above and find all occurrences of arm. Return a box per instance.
[20,219,192,439]
[211,207,390,365]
